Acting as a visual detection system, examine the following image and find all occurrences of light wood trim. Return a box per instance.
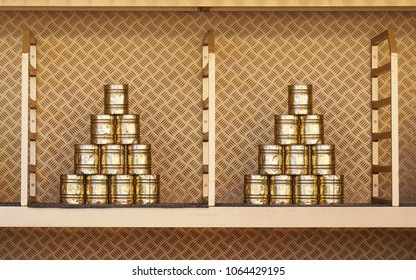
[208,52,215,207]
[21,53,29,206]
[372,165,391,173]
[371,45,379,199]
[372,97,391,109]
[390,53,399,207]
[2,206,416,228]
[371,63,390,77]
[372,131,391,141]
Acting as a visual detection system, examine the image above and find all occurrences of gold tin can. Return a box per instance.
[90,114,115,145]
[299,115,324,145]
[258,144,283,175]
[85,174,108,204]
[319,175,344,204]
[288,84,312,115]
[269,175,292,205]
[74,144,99,174]
[135,174,160,204]
[110,175,135,204]
[115,114,140,144]
[60,174,84,204]
[274,115,299,145]
[244,174,268,205]
[104,84,129,115]
[311,144,335,175]
[127,144,152,175]
[284,145,309,175]
[293,175,319,205]
[101,145,125,174]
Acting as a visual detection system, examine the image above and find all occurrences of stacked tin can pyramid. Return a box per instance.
[60,84,160,205]
[244,84,344,205]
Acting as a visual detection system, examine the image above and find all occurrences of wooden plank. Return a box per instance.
[371,30,389,46]
[30,109,36,133]
[372,173,379,197]
[371,62,390,77]
[372,165,391,173]
[387,30,397,53]
[202,132,209,142]
[391,53,399,206]
[202,30,215,53]
[21,53,29,206]
[371,45,379,201]
[29,141,36,165]
[202,174,208,203]
[29,173,36,197]
[202,98,209,110]
[202,38,209,204]
[28,132,37,141]
[371,97,391,109]
[29,65,37,77]
[372,198,392,205]
[372,131,391,141]
[202,164,208,174]
[29,98,37,109]
[22,30,31,53]
[28,164,36,173]
[202,63,209,78]
[208,52,215,207]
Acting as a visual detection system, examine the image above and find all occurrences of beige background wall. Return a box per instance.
[0,11,415,259]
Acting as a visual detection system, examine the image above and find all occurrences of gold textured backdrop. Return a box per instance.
[0,11,415,259]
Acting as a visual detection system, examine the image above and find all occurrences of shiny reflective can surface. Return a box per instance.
[115,114,140,144]
[299,115,324,145]
[110,175,135,204]
[244,174,268,205]
[288,84,312,115]
[319,175,344,204]
[293,175,319,205]
[85,174,108,204]
[90,114,115,145]
[74,144,99,174]
[104,84,129,115]
[127,144,152,175]
[274,115,299,145]
[269,175,292,205]
[60,174,84,204]
[135,174,160,204]
[101,145,125,175]
[258,144,283,175]
[311,144,335,175]
[284,145,309,175]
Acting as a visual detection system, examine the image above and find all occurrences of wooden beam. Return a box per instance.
[372,131,391,141]
[372,198,392,205]
[202,164,208,174]
[29,65,36,77]
[29,98,37,109]
[371,30,389,46]
[28,164,36,173]
[28,132,37,141]
[202,63,209,78]
[372,63,390,77]
[372,165,391,173]
[372,97,391,109]
[202,132,209,142]
[202,29,215,53]
[202,98,209,110]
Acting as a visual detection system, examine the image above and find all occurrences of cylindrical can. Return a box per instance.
[101,145,125,175]
[135,175,160,204]
[319,175,344,204]
[274,115,299,145]
[284,145,309,175]
[104,84,128,115]
[244,174,268,205]
[288,84,312,115]
[115,114,140,144]
[269,175,292,205]
[127,144,152,175]
[311,144,335,175]
[90,114,115,145]
[299,115,324,145]
[85,174,108,204]
[293,175,318,205]
[74,144,99,174]
[60,174,84,204]
[258,144,283,175]
[110,175,135,204]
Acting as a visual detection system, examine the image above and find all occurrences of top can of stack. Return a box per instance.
[288,84,312,115]
[104,84,129,115]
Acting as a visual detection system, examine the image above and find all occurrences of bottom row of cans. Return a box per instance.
[244,174,343,205]
[60,174,160,205]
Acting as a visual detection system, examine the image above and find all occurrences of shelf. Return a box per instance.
[1,206,416,227]
[0,0,415,11]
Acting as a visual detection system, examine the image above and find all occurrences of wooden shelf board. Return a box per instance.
[1,206,416,228]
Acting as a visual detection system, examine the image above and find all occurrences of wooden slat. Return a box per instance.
[372,131,391,141]
[372,165,391,173]
[202,98,209,110]
[371,63,390,77]
[22,30,31,53]
[202,63,209,78]
[371,30,389,46]
[202,164,208,174]
[387,30,397,53]
[372,97,391,109]
[202,132,209,142]
[202,29,215,53]
[29,65,36,77]
[372,198,392,205]
[28,132,37,141]
[28,164,36,173]
[29,98,37,109]
[391,53,399,206]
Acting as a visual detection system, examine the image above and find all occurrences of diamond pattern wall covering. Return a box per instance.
[0,228,415,260]
[0,11,415,259]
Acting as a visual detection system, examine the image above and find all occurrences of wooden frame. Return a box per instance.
[371,30,399,206]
